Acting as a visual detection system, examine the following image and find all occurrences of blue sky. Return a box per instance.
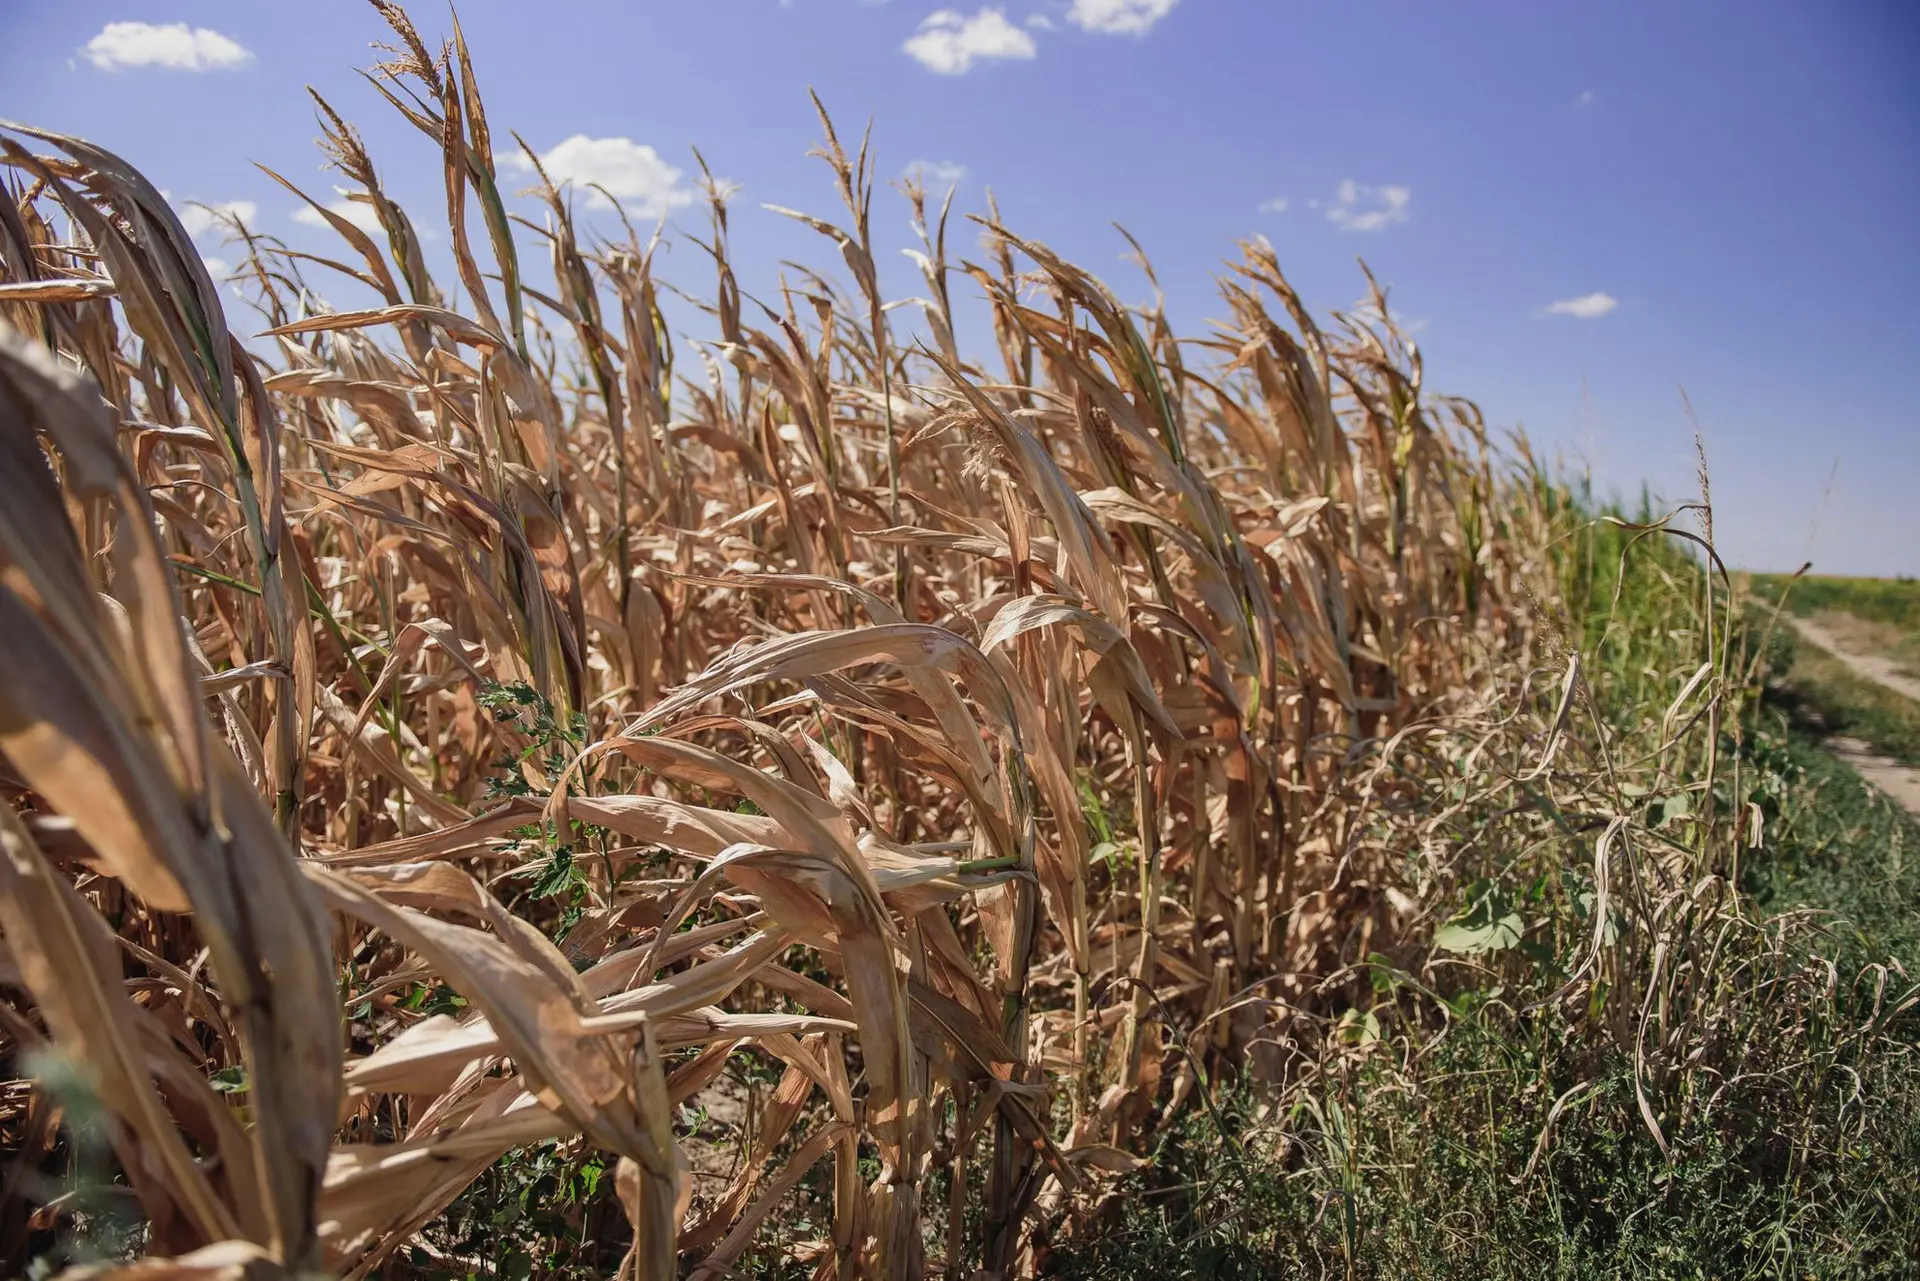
[3,1,1916,575]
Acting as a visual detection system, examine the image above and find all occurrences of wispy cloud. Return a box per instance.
[1068,0,1179,35]
[293,198,385,236]
[1539,292,1618,319]
[1026,13,1057,30]
[1257,196,1289,214]
[497,135,693,218]
[1577,89,1596,106]
[903,9,1037,74]
[176,199,257,238]
[904,159,968,188]
[1351,297,1429,335]
[1323,180,1411,232]
[82,22,252,71]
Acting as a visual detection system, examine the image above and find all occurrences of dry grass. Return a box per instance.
[2,7,1908,1279]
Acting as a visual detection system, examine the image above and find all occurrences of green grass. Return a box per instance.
[1745,715,1919,963]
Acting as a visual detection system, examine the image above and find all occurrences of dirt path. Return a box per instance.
[1787,616,1920,817]
[1788,614,1920,704]
[1825,736,1920,815]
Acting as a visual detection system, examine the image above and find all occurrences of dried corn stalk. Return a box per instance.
[0,5,1525,1276]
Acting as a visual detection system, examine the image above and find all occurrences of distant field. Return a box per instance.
[1797,609,1920,678]
[1771,636,1920,763]
[1747,573,1920,762]
[1751,571,1920,636]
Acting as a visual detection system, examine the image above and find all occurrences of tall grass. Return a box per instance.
[0,7,1912,1278]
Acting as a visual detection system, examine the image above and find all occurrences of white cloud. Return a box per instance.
[201,255,230,277]
[1068,0,1179,35]
[1324,179,1411,232]
[1577,89,1596,106]
[905,159,968,187]
[1540,292,1618,319]
[293,198,385,236]
[903,9,1037,74]
[1351,297,1429,335]
[497,135,693,219]
[1257,196,1288,214]
[177,199,257,238]
[82,22,252,72]
[1026,13,1057,29]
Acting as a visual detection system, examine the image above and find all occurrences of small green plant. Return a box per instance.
[19,1050,148,1276]
[473,680,614,947]
[411,1140,624,1280]
[478,680,587,801]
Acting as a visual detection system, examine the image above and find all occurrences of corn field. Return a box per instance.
[0,6,1573,1277]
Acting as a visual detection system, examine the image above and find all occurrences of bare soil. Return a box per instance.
[1826,736,1920,816]
[1791,614,1920,704]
